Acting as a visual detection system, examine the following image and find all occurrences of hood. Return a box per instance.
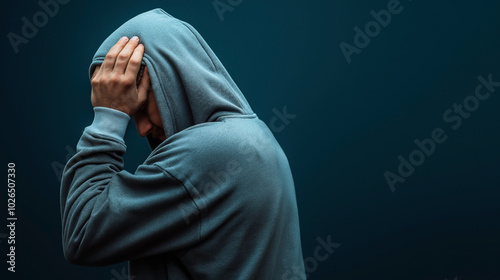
[89,8,254,150]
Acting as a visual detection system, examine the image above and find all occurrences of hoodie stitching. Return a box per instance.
[181,21,253,115]
[153,164,203,242]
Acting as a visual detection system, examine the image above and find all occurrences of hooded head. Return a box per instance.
[89,8,254,150]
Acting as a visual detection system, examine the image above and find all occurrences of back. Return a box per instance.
[132,115,305,279]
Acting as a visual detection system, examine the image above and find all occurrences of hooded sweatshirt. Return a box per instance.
[60,8,305,280]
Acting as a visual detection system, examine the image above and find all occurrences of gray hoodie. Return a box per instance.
[60,8,305,280]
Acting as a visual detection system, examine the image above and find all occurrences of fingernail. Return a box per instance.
[120,36,128,41]
[138,43,144,48]
[131,36,139,41]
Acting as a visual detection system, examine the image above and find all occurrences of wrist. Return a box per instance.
[86,107,131,141]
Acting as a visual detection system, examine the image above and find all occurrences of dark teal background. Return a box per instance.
[1,0,499,279]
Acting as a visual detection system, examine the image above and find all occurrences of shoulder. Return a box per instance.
[148,116,280,171]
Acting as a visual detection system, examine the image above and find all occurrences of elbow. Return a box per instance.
[62,223,88,265]
[63,239,94,266]
[61,207,110,266]
[62,234,105,266]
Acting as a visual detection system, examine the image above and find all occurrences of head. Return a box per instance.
[133,84,167,142]
[90,9,253,150]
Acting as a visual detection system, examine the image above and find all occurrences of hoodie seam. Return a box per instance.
[85,128,128,148]
[216,113,257,121]
[178,21,251,112]
[178,21,219,72]
[153,164,203,242]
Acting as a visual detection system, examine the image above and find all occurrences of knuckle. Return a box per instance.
[105,52,116,60]
[108,74,120,84]
[90,77,99,86]
[118,53,129,60]
[129,57,141,65]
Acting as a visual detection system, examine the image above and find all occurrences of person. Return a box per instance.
[60,8,305,280]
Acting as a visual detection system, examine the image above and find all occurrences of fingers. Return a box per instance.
[90,36,148,117]
[101,36,143,79]
[114,36,141,74]
[91,65,101,79]
[101,36,129,72]
[125,43,145,79]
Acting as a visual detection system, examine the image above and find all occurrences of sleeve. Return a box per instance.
[86,106,130,141]
[60,116,201,266]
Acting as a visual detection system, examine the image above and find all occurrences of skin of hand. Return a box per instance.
[90,36,151,117]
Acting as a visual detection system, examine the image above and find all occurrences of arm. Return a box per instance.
[60,37,201,266]
[60,120,201,266]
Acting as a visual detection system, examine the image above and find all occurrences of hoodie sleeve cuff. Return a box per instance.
[86,107,131,141]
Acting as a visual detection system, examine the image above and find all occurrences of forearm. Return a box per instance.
[60,107,129,263]
[61,107,130,203]
[59,107,201,265]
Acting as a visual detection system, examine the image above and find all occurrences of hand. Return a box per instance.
[90,36,151,116]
